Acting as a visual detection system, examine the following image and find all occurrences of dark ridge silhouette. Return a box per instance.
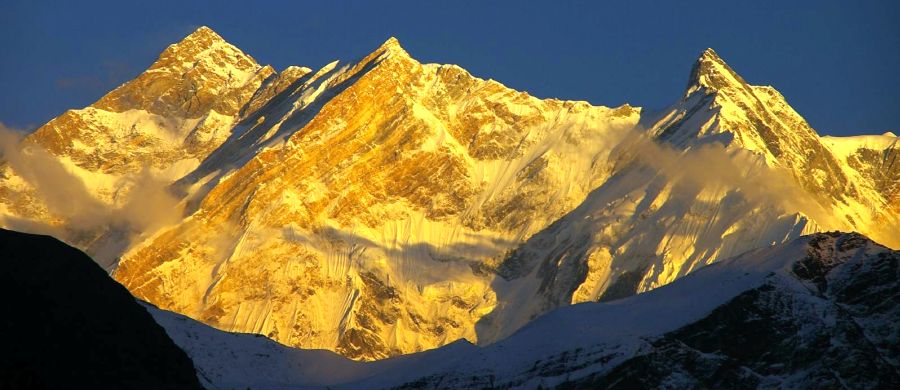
[0,229,202,389]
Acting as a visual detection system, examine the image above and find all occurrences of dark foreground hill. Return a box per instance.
[0,229,202,389]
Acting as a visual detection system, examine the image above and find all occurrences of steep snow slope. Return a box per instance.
[145,302,479,389]
[369,232,900,389]
[473,49,900,343]
[150,232,899,389]
[475,138,821,343]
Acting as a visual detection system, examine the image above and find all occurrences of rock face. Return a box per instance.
[371,232,900,389]
[820,132,900,239]
[112,31,641,360]
[148,232,900,389]
[0,27,897,361]
[0,229,203,389]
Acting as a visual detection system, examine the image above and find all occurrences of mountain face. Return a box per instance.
[148,232,900,389]
[0,27,897,361]
[0,229,203,389]
[112,32,642,360]
[820,132,900,233]
[645,49,899,244]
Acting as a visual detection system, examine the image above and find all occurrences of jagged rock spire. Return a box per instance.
[687,48,750,94]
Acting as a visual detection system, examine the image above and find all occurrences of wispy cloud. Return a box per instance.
[0,123,182,265]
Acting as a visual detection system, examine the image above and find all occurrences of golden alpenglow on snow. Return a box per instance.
[1,24,897,370]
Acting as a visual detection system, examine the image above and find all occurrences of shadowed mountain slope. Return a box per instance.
[0,229,203,389]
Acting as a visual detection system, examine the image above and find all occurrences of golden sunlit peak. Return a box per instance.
[694,48,730,72]
[178,25,225,46]
[381,36,402,48]
[687,46,748,92]
[190,25,219,37]
[376,36,408,56]
[699,47,721,60]
[693,48,727,73]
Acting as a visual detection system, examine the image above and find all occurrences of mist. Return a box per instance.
[612,129,846,232]
[0,123,183,263]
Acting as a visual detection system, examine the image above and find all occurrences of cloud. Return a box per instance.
[611,129,843,230]
[0,123,182,263]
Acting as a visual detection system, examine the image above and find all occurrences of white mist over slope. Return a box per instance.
[0,124,182,269]
[617,130,833,222]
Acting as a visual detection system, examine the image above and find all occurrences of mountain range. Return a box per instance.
[0,25,897,374]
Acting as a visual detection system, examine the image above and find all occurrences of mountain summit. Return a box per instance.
[687,48,751,94]
[94,25,267,118]
[648,48,896,242]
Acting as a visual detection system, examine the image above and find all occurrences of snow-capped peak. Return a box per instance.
[180,25,226,46]
[380,36,402,49]
[89,24,267,118]
[686,47,750,96]
[146,25,258,73]
[370,36,411,59]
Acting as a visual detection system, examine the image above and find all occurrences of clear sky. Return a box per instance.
[1,0,897,136]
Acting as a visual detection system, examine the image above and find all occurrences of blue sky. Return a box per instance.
[1,0,897,136]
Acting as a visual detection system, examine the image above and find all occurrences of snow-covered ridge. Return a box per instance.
[149,232,899,389]
[820,132,899,161]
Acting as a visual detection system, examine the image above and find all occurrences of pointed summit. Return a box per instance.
[347,36,415,75]
[175,25,226,47]
[698,47,721,62]
[382,36,401,48]
[379,37,404,51]
[150,26,235,70]
[92,24,266,117]
[369,36,411,59]
[687,48,750,94]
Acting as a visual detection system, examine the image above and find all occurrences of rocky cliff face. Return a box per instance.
[566,232,900,389]
[26,26,271,176]
[1,27,896,361]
